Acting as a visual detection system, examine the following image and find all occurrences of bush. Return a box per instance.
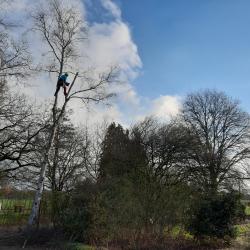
[187,191,245,240]
[88,177,145,245]
[57,179,96,241]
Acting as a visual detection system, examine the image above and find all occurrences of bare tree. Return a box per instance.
[182,90,250,194]
[39,115,90,226]
[0,1,31,82]
[132,117,190,186]
[0,89,46,179]
[83,122,109,181]
[46,118,89,192]
[28,0,116,228]
[0,35,30,79]
[0,1,41,183]
[130,117,191,231]
[0,2,35,181]
[32,0,85,76]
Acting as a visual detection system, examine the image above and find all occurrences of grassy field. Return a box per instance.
[0,198,53,225]
[229,223,250,250]
[66,244,95,250]
[0,198,32,209]
[245,206,250,216]
[228,206,250,249]
[0,199,33,225]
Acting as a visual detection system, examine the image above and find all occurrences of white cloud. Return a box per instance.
[152,95,181,118]
[85,19,142,80]
[120,84,140,106]
[73,0,142,124]
[134,95,182,122]
[1,0,29,12]
[69,99,123,127]
[101,0,121,19]
[5,0,182,128]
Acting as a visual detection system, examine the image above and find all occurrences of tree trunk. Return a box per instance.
[27,72,78,228]
[28,123,57,227]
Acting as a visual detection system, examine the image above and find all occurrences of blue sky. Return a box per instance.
[89,0,250,111]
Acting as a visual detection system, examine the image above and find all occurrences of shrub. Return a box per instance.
[57,179,96,241]
[187,191,245,240]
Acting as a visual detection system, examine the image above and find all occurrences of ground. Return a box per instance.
[0,205,249,249]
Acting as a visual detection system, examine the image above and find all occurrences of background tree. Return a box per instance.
[0,88,46,181]
[181,90,250,241]
[98,123,133,180]
[47,115,88,192]
[0,0,36,183]
[93,121,191,243]
[0,0,30,82]
[83,122,108,181]
[45,114,89,225]
[182,90,250,194]
[130,118,192,234]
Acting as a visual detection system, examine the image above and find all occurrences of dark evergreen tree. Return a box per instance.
[98,122,146,181]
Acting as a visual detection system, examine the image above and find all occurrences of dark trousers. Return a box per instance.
[54,79,67,96]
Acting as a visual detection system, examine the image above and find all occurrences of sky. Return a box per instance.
[118,0,250,103]
[5,0,250,127]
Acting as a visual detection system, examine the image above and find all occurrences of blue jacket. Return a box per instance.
[59,74,68,82]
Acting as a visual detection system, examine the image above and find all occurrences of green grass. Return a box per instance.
[0,198,51,225]
[165,225,193,239]
[0,198,36,225]
[245,206,250,216]
[65,243,95,250]
[0,199,33,225]
[0,198,32,209]
[235,223,250,236]
[0,212,29,225]
[233,223,250,249]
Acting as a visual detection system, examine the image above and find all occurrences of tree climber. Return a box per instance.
[54,72,70,96]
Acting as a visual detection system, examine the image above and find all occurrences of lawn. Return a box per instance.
[0,198,51,225]
[66,243,95,250]
[0,198,32,209]
[245,206,250,216]
[0,199,33,225]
